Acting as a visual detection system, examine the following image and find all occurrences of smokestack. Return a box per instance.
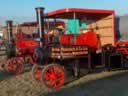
[35,7,45,48]
[6,20,13,42]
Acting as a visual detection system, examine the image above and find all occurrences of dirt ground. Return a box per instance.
[1,69,128,96]
[52,71,128,96]
[1,52,128,96]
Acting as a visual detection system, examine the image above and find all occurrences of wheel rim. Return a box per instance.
[43,65,64,89]
[6,58,24,74]
[32,65,43,81]
[15,58,24,75]
[6,59,15,73]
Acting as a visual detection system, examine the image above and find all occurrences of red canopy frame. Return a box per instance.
[45,8,114,20]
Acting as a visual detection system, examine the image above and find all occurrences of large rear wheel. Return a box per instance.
[5,57,25,75]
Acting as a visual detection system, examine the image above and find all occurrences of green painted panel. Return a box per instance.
[81,22,87,30]
[67,19,80,34]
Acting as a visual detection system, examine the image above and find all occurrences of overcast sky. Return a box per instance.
[0,0,128,25]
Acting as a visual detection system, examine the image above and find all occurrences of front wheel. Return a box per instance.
[32,64,44,81]
[41,64,65,90]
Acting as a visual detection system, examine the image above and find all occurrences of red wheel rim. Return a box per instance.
[15,58,24,75]
[43,65,64,89]
[6,59,15,73]
[6,58,24,74]
[34,66,43,81]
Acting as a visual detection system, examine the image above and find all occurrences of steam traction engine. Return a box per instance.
[3,18,65,74]
[3,17,65,75]
[31,7,127,90]
[4,21,39,74]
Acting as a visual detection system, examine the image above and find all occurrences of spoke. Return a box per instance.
[13,64,17,70]
[56,71,64,79]
[46,71,51,76]
[35,69,42,75]
[56,78,63,83]
[56,73,64,81]
[55,66,61,73]
[53,78,64,89]
[48,79,54,88]
[12,59,16,64]
[8,60,12,66]
[34,68,42,80]
[35,75,40,80]
[54,70,64,88]
[53,81,57,89]
[60,71,64,76]
[16,59,24,74]
[45,75,50,81]
[49,67,55,74]
[8,66,13,71]
[53,66,61,77]
[45,72,51,80]
[15,59,17,64]
[35,74,41,80]
[16,64,22,73]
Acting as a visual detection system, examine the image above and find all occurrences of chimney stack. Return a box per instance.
[6,20,13,42]
[35,7,45,47]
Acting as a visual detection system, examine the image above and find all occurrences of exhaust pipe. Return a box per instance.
[35,7,45,48]
[6,20,13,42]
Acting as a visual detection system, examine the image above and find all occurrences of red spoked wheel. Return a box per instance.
[32,64,43,81]
[41,64,65,90]
[5,57,25,75]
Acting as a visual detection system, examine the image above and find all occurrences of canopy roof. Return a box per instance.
[45,8,114,19]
